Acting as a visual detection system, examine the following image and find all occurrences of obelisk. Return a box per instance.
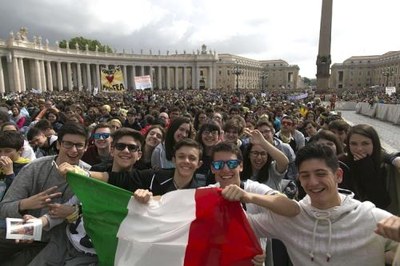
[316,0,333,91]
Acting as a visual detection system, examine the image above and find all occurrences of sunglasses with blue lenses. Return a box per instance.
[211,159,241,170]
[93,133,111,139]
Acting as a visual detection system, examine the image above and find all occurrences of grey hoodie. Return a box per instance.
[249,191,397,265]
[0,156,90,240]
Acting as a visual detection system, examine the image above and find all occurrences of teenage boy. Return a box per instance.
[209,140,298,266]
[89,127,144,173]
[26,126,58,158]
[222,143,398,265]
[20,128,146,266]
[89,137,203,196]
[0,131,31,201]
[1,122,36,161]
[81,123,113,166]
[209,141,298,216]
[0,122,90,265]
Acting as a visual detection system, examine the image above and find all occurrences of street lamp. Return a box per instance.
[382,67,394,87]
[260,72,268,93]
[232,65,243,97]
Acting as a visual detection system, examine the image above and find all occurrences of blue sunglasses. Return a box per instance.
[211,160,241,170]
[93,133,111,139]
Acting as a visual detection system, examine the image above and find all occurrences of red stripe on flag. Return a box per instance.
[184,188,262,266]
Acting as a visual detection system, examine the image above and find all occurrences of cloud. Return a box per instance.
[1,0,400,78]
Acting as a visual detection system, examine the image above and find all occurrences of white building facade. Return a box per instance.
[330,51,400,90]
[0,29,301,94]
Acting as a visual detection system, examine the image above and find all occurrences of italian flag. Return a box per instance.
[67,172,262,266]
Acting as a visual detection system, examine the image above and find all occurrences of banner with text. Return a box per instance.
[386,87,396,96]
[288,92,308,101]
[101,66,125,92]
[134,75,152,90]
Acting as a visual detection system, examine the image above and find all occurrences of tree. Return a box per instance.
[59,37,113,53]
[303,77,317,86]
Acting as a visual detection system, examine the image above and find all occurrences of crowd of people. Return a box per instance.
[0,88,399,265]
[337,87,400,105]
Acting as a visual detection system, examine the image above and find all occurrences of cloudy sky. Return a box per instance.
[0,0,398,78]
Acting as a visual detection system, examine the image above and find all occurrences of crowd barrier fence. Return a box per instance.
[352,102,400,125]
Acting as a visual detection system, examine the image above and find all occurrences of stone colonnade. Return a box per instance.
[0,38,217,94]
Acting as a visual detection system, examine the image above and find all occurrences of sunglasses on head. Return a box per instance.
[114,143,140,152]
[93,133,111,139]
[211,159,241,170]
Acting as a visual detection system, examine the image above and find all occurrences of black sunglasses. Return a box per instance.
[211,159,241,170]
[114,143,140,152]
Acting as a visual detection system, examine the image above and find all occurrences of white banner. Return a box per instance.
[288,92,308,101]
[385,86,396,96]
[134,75,152,90]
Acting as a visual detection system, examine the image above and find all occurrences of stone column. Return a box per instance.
[316,0,333,90]
[212,62,217,90]
[149,67,154,90]
[192,64,198,89]
[18,58,26,92]
[158,66,162,90]
[131,65,136,90]
[208,66,212,89]
[12,57,21,92]
[57,62,63,91]
[166,67,170,90]
[34,59,41,92]
[77,63,82,91]
[46,61,53,91]
[0,57,5,95]
[67,62,72,91]
[121,65,126,87]
[40,60,47,92]
[86,64,92,92]
[175,66,179,89]
[183,67,187,90]
[96,64,100,88]
[141,65,144,76]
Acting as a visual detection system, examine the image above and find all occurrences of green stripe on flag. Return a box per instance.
[67,172,132,266]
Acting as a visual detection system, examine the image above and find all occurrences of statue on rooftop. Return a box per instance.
[19,27,28,41]
[201,44,207,54]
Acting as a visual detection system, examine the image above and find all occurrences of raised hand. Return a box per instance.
[375,216,400,242]
[221,184,246,201]
[58,162,88,177]
[133,189,153,204]
[0,156,14,175]
[19,186,61,212]
[57,162,75,177]
[352,151,368,161]
[244,128,267,146]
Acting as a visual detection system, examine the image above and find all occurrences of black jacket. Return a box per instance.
[108,168,200,196]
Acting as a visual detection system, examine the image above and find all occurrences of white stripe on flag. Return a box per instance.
[115,189,197,266]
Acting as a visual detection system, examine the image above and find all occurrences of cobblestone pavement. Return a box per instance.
[340,110,400,153]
